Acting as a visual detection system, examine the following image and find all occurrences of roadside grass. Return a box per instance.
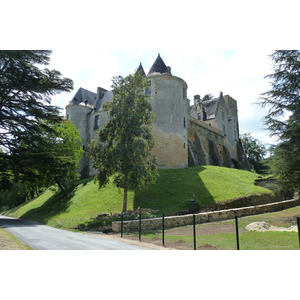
[0,228,33,250]
[6,177,135,229]
[4,166,273,230]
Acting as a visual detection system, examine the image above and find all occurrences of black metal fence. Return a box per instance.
[118,214,300,250]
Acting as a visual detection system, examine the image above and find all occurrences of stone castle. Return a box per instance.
[65,54,248,177]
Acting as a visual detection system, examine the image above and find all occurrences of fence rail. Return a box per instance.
[117,212,300,250]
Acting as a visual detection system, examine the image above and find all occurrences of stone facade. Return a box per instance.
[65,54,248,176]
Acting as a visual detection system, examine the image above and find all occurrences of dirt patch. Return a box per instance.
[105,221,246,250]
[245,222,298,232]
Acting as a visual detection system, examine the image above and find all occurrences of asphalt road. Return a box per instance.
[0,215,156,250]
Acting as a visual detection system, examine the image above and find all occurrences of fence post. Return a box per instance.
[193,214,197,250]
[121,213,123,238]
[139,213,142,242]
[162,214,165,247]
[235,216,240,250]
[297,217,300,249]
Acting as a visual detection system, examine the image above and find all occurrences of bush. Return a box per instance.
[77,208,159,232]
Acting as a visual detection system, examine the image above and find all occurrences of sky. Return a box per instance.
[49,49,276,145]
[2,0,298,148]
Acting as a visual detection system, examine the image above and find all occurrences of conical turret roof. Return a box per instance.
[136,63,146,76]
[147,54,171,75]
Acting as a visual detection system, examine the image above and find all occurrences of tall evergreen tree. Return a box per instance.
[260,50,300,193]
[0,50,75,198]
[0,50,73,153]
[89,71,158,212]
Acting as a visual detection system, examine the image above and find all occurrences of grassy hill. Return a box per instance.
[4,166,274,230]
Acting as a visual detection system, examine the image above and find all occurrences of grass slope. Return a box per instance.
[5,166,273,230]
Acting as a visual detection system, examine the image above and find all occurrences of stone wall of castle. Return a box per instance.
[66,55,249,174]
[188,118,235,167]
[148,74,189,168]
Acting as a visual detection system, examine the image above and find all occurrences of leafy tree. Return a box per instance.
[89,71,158,212]
[240,133,267,173]
[0,50,73,154]
[5,120,83,196]
[260,50,300,194]
[0,50,76,201]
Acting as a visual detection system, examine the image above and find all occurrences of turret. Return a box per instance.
[146,54,189,168]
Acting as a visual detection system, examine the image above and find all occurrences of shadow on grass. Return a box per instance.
[134,166,215,216]
[19,177,94,224]
[19,189,75,224]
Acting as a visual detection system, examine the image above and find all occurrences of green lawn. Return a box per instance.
[136,206,300,250]
[4,166,273,230]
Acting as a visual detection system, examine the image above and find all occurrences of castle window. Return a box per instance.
[94,115,100,130]
[184,142,186,149]
[183,88,187,99]
[183,117,186,128]
[66,114,70,120]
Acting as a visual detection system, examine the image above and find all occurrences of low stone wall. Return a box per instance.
[112,198,300,233]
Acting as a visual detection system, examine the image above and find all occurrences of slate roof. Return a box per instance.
[202,97,220,120]
[147,54,171,76]
[95,90,114,111]
[70,87,97,106]
[136,63,146,76]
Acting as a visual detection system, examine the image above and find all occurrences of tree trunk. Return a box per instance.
[54,176,66,195]
[122,172,128,212]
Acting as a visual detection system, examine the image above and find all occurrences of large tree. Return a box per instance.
[0,50,76,199]
[0,120,82,205]
[240,132,267,173]
[89,71,158,212]
[8,120,83,195]
[0,50,73,154]
[260,50,300,193]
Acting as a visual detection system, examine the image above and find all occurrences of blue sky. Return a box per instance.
[49,49,276,145]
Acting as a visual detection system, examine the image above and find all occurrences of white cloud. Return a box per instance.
[47,49,277,145]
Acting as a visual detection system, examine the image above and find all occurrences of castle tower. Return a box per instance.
[146,54,189,168]
[65,87,96,176]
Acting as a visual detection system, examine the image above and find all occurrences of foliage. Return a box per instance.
[0,50,73,154]
[0,120,82,206]
[260,50,300,193]
[78,208,159,232]
[0,51,78,204]
[89,70,158,212]
[240,132,267,173]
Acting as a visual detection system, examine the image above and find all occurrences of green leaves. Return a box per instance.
[89,70,158,211]
[0,50,73,153]
[260,50,300,193]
